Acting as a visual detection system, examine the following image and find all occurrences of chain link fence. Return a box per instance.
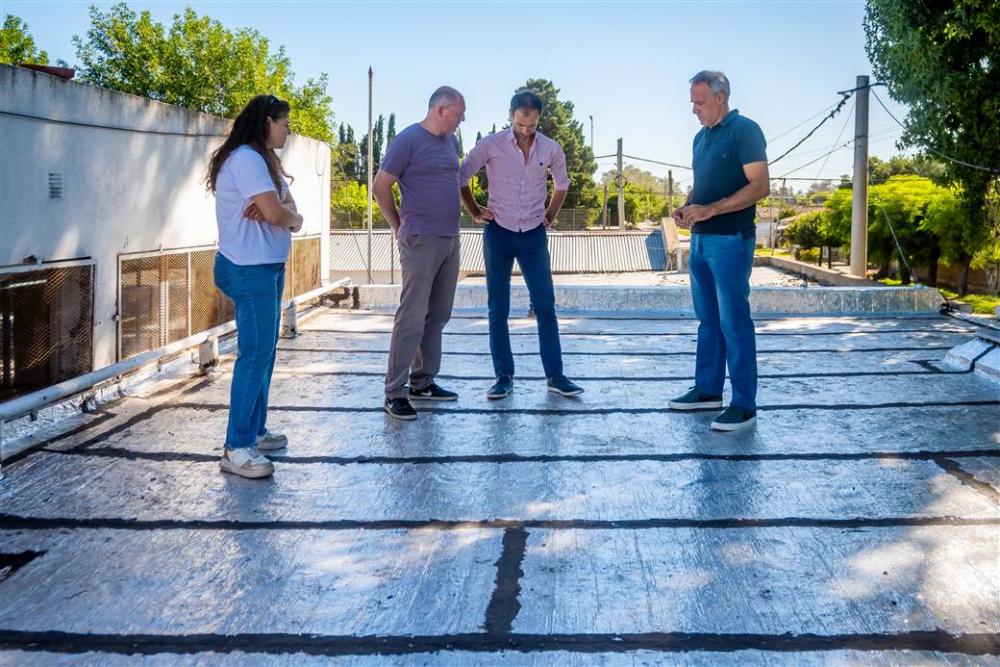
[1,263,94,401]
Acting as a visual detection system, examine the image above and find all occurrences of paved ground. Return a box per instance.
[1,307,998,665]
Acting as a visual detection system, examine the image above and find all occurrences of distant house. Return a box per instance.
[756,206,823,248]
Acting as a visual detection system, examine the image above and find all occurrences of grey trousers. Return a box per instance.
[384,234,461,399]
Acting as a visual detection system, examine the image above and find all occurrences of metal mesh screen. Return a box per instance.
[1,265,94,401]
[190,250,234,334]
[121,242,320,360]
[164,253,189,345]
[119,256,162,360]
[290,237,322,297]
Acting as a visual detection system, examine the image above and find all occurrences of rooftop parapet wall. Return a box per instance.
[357,284,946,316]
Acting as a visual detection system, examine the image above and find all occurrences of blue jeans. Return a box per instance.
[484,222,562,378]
[688,233,757,410]
[213,253,285,448]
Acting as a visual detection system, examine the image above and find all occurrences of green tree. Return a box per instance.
[866,176,945,283]
[777,205,798,220]
[785,212,825,258]
[330,181,371,227]
[471,130,489,193]
[386,113,396,144]
[868,155,946,184]
[822,175,963,284]
[865,0,1000,294]
[600,165,663,192]
[466,174,488,208]
[357,114,385,184]
[599,166,679,222]
[515,78,598,208]
[1,15,48,65]
[336,123,359,182]
[606,191,638,226]
[72,3,333,142]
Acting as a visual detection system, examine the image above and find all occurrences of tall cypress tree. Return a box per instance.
[514,79,598,207]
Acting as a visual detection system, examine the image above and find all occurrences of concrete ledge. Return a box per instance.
[356,284,946,315]
[944,337,1000,385]
[754,256,874,287]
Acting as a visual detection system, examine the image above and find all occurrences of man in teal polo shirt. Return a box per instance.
[668,70,770,431]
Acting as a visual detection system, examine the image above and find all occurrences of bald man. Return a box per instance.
[373,86,467,420]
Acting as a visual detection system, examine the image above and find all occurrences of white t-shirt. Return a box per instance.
[214,145,291,265]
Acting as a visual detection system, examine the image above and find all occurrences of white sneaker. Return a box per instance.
[220,447,274,478]
[256,431,288,451]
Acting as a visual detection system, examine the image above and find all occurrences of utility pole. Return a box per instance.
[850,74,869,278]
[616,138,624,228]
[602,182,609,229]
[366,66,374,285]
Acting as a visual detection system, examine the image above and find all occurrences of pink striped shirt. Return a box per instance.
[459,128,571,232]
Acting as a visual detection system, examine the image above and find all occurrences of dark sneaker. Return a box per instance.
[547,375,584,397]
[409,384,458,402]
[668,387,723,411]
[487,375,514,400]
[384,397,417,420]
[711,406,758,432]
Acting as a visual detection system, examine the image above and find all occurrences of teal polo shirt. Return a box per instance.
[689,109,767,237]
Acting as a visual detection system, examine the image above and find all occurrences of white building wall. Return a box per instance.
[0,64,330,369]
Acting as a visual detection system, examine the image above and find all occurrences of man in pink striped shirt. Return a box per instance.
[459,91,584,400]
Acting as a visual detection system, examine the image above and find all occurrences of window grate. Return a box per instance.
[48,173,64,199]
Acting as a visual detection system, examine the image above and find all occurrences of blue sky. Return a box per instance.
[8,0,912,189]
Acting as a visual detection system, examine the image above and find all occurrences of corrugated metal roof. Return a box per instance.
[331,230,666,274]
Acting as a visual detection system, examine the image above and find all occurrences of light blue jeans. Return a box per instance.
[688,233,758,410]
[213,253,285,448]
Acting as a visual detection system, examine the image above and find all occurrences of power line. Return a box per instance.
[767,100,842,144]
[814,99,855,180]
[765,81,889,169]
[777,126,899,160]
[776,127,902,179]
[778,137,856,178]
[869,185,913,277]
[621,154,692,170]
[871,90,999,174]
[768,90,854,166]
[770,174,941,184]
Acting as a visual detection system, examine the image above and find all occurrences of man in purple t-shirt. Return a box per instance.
[373,86,466,421]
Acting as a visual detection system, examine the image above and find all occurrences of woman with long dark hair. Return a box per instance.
[206,94,303,479]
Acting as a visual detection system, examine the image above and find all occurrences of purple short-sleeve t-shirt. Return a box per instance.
[379,123,461,237]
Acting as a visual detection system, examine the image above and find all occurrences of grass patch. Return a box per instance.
[939,288,1000,315]
[755,248,794,258]
[878,278,1000,314]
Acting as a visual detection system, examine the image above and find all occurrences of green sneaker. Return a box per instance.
[668,387,723,411]
[710,406,758,432]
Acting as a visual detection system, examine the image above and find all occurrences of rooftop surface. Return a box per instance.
[0,307,998,665]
